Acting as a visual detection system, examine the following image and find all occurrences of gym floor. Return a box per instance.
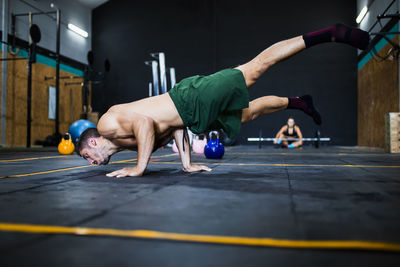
[0,146,400,266]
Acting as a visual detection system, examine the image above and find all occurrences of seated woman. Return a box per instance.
[274,116,303,148]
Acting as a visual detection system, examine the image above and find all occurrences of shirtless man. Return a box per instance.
[77,23,369,177]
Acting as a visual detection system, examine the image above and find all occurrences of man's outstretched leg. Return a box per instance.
[235,35,306,88]
[237,23,369,124]
[236,23,369,88]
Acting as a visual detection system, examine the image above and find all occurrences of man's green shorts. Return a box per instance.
[168,68,249,140]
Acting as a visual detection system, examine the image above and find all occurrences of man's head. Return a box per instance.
[77,128,111,165]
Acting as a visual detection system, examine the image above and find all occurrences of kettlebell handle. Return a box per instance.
[209,131,219,140]
[64,133,72,141]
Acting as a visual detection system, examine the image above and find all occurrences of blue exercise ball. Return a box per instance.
[68,119,96,145]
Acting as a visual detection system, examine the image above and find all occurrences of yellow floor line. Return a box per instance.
[226,152,390,157]
[0,155,71,163]
[0,159,138,179]
[1,165,94,178]
[0,222,399,252]
[2,153,397,179]
[0,154,176,179]
[150,161,400,168]
[0,152,176,164]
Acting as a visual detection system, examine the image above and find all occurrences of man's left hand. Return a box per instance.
[106,167,143,178]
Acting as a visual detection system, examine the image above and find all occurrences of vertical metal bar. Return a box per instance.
[28,13,32,44]
[148,83,152,97]
[26,12,32,147]
[70,88,75,121]
[82,67,88,115]
[88,80,92,112]
[151,61,159,96]
[11,13,15,49]
[169,67,176,89]
[55,9,60,135]
[212,0,217,72]
[159,52,167,94]
[27,55,32,147]
[1,0,8,146]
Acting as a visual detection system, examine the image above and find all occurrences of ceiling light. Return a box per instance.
[68,23,88,38]
[356,6,368,24]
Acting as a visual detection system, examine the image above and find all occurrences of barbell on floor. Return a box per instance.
[247,130,330,148]
[247,137,331,141]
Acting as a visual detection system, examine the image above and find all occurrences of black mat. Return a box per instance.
[0,146,399,266]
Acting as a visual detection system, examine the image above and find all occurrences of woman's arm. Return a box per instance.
[274,125,287,144]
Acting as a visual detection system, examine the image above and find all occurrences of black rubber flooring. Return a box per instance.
[0,145,399,266]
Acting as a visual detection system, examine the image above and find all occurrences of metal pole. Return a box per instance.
[145,60,159,96]
[11,13,15,48]
[13,11,57,17]
[1,0,8,146]
[27,52,32,147]
[148,82,152,97]
[55,9,60,136]
[169,67,176,89]
[26,12,32,147]
[158,52,167,94]
[151,61,159,96]
[28,13,32,43]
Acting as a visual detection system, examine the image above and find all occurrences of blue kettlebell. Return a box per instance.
[204,131,225,159]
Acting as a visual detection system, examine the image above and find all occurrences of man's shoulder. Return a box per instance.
[97,112,120,135]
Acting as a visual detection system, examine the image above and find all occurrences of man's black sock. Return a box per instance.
[287,95,322,125]
[302,23,370,50]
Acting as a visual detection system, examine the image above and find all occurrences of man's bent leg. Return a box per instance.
[241,96,288,123]
[241,94,321,125]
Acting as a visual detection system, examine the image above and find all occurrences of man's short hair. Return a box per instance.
[77,127,100,155]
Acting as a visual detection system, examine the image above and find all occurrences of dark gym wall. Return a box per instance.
[92,0,357,145]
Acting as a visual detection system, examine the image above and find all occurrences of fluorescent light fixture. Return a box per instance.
[68,23,88,38]
[356,6,368,24]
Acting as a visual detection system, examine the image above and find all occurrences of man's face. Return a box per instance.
[80,146,110,166]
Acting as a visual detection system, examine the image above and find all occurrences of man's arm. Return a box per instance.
[106,115,155,177]
[174,128,211,173]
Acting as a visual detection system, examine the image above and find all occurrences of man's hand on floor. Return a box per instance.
[183,164,212,173]
[106,167,143,178]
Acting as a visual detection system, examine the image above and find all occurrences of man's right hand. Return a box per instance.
[183,164,212,173]
[106,166,144,178]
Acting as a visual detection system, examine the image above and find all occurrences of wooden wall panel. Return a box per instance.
[358,36,399,147]
[0,51,83,147]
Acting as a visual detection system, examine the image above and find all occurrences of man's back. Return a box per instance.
[97,93,184,150]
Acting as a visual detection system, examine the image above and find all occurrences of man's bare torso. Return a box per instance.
[96,93,184,151]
